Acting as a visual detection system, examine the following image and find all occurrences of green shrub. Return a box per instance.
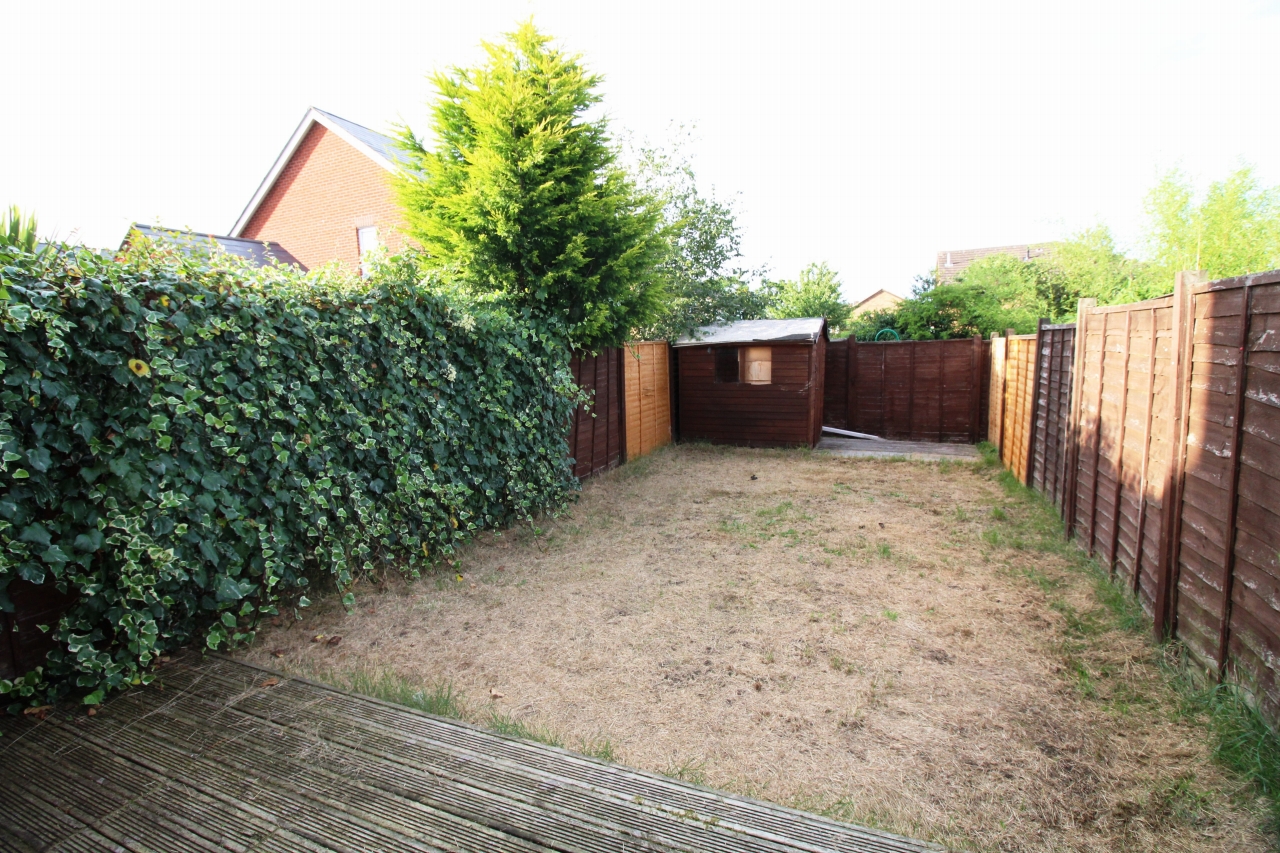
[0,239,581,706]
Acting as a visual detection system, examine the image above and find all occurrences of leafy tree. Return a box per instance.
[1145,167,1280,282]
[393,22,665,350]
[1047,226,1155,308]
[846,307,902,341]
[764,262,852,333]
[891,257,1039,339]
[627,136,770,341]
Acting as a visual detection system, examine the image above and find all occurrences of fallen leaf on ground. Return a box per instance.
[490,689,505,699]
[326,635,343,647]
[311,634,326,643]
[260,677,280,688]
[23,705,52,718]
[86,707,97,717]
[271,649,285,658]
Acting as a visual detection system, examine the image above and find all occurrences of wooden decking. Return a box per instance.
[817,438,981,462]
[0,655,941,853]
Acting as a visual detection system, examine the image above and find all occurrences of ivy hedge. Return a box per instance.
[0,241,581,706]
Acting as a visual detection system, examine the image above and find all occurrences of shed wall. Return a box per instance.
[678,343,818,447]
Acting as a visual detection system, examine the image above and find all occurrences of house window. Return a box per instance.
[357,225,379,277]
[714,347,739,383]
[740,347,772,384]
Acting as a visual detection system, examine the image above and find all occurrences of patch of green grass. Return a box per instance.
[882,609,899,622]
[877,543,891,559]
[321,667,464,719]
[485,710,566,748]
[1166,652,1280,830]
[989,506,1008,522]
[757,500,794,518]
[665,756,709,786]
[972,439,1280,837]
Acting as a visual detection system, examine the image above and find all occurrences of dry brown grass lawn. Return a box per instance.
[243,444,1269,852]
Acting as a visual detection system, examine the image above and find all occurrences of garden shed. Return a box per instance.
[673,318,828,448]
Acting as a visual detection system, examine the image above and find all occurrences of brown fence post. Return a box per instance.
[1216,283,1254,678]
[1154,272,1198,642]
[1064,299,1095,538]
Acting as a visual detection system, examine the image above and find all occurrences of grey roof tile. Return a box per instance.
[125,224,307,271]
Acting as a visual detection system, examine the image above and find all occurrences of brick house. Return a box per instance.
[231,108,412,273]
[935,243,1055,284]
[849,288,904,317]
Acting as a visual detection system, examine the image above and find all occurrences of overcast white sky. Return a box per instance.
[7,1,1280,302]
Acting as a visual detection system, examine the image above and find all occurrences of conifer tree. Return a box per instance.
[394,23,665,349]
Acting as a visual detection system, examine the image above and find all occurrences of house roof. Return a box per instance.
[672,318,828,347]
[851,289,904,310]
[124,224,307,270]
[936,243,1055,283]
[230,107,411,237]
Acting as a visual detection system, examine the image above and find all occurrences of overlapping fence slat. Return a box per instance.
[1067,298,1178,618]
[623,341,673,461]
[568,349,623,479]
[823,337,988,441]
[999,333,1038,483]
[994,269,1280,721]
[1031,324,1077,511]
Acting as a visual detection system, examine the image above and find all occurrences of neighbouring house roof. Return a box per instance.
[672,318,828,347]
[936,243,1055,283]
[850,289,904,316]
[123,224,307,270]
[231,107,412,237]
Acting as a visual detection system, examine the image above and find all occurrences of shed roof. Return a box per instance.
[124,224,307,270]
[672,317,827,347]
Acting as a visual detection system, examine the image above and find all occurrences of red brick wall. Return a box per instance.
[241,124,406,271]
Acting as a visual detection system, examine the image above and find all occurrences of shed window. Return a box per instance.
[714,347,739,383]
[740,347,772,384]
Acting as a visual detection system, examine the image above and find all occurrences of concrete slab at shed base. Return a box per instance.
[817,438,982,461]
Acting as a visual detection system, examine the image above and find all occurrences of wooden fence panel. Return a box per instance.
[568,349,623,479]
[623,341,673,462]
[1030,325,1076,510]
[1001,334,1038,483]
[990,269,1280,720]
[1060,299,1177,617]
[840,338,987,442]
[1228,279,1280,712]
[823,339,848,429]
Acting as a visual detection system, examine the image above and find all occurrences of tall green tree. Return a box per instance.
[627,137,770,340]
[764,262,852,333]
[1145,167,1280,283]
[393,22,665,349]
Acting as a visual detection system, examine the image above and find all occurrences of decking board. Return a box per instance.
[0,656,940,853]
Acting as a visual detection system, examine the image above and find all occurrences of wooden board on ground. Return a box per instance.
[0,655,940,853]
[816,438,981,461]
